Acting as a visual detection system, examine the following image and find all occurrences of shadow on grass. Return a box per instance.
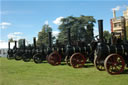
[84,64,94,68]
[60,62,94,67]
[61,63,67,65]
[42,61,48,63]
[121,69,128,74]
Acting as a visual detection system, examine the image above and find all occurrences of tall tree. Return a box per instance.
[8,38,14,42]
[37,24,52,47]
[57,15,96,45]
[103,30,111,40]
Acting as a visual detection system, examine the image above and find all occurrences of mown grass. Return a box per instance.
[0,57,128,85]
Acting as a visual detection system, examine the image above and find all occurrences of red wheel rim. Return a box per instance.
[94,56,105,71]
[70,53,86,68]
[33,53,42,63]
[104,54,125,75]
[65,56,71,66]
[48,51,61,66]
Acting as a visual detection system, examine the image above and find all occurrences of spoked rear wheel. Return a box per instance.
[48,51,61,66]
[22,53,31,62]
[65,56,71,66]
[33,53,43,64]
[104,54,125,75]
[70,53,86,68]
[94,56,105,71]
[14,53,22,60]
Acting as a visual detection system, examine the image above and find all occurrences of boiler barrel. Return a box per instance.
[96,44,128,59]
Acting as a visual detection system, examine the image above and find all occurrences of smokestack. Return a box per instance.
[33,37,36,49]
[14,41,17,48]
[98,20,104,43]
[48,32,52,48]
[113,10,116,19]
[8,42,10,50]
[67,28,71,45]
[23,39,25,50]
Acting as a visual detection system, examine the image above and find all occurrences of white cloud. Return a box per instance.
[0,40,15,49]
[53,17,64,25]
[112,6,120,11]
[0,40,8,49]
[13,32,23,35]
[8,32,23,40]
[0,22,12,29]
[0,22,11,26]
[52,31,60,38]
[112,5,127,11]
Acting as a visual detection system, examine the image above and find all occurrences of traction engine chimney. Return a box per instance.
[98,20,104,43]
[48,32,52,48]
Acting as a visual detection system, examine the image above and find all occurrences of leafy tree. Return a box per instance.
[57,15,96,45]
[103,30,111,40]
[9,38,14,42]
[37,24,53,47]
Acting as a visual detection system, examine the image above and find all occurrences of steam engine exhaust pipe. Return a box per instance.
[48,32,52,48]
[23,39,25,50]
[33,37,36,49]
[67,28,71,45]
[98,20,104,43]
[14,41,17,48]
[8,42,10,50]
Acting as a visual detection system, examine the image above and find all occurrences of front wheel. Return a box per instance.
[104,54,125,75]
[65,56,71,66]
[47,51,61,66]
[22,53,31,62]
[94,56,105,71]
[70,53,86,68]
[33,53,43,64]
[14,53,22,60]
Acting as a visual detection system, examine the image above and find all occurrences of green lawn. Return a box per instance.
[0,57,128,85]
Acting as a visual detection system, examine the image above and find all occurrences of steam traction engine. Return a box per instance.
[47,28,98,68]
[14,39,26,61]
[94,20,128,75]
[32,37,47,64]
[7,41,17,59]
[45,32,65,66]
[32,32,60,64]
[22,43,33,62]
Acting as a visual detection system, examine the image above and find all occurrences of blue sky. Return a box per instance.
[0,0,128,48]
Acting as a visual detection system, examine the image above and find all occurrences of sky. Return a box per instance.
[0,0,128,48]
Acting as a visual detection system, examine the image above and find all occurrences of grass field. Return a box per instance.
[0,57,128,85]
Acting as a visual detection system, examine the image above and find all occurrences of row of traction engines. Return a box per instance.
[7,19,128,75]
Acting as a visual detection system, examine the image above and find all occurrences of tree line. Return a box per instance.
[9,15,112,47]
[37,15,111,47]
